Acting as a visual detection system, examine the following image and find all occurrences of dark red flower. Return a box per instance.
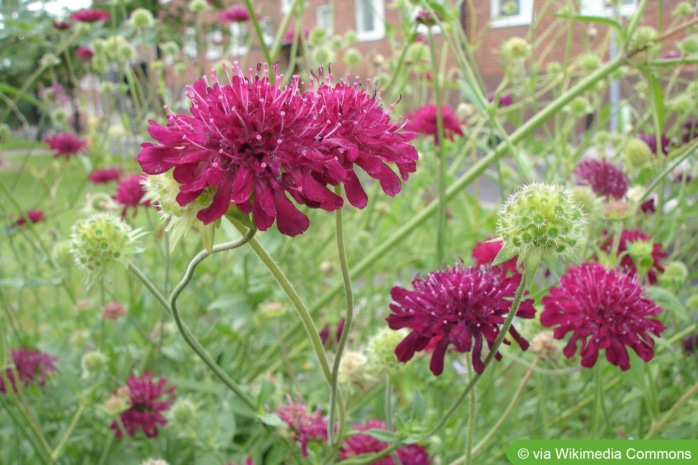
[16,209,45,226]
[89,167,122,184]
[574,158,628,199]
[70,9,110,23]
[488,93,514,107]
[320,318,346,348]
[541,263,665,370]
[386,263,535,375]
[53,21,72,30]
[113,174,150,217]
[471,239,519,275]
[640,198,655,214]
[638,133,670,156]
[403,104,463,145]
[682,119,698,144]
[76,47,94,62]
[415,8,442,26]
[137,63,417,236]
[340,419,430,465]
[682,334,698,355]
[110,372,176,438]
[45,132,87,160]
[218,5,251,23]
[276,398,327,456]
[1,348,57,394]
[599,229,666,285]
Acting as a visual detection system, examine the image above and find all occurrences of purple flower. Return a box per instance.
[1,348,57,394]
[276,398,327,456]
[599,229,666,285]
[340,419,431,465]
[488,93,514,107]
[16,209,45,226]
[386,263,535,375]
[682,334,698,355]
[137,63,417,236]
[415,9,442,26]
[53,21,72,30]
[574,158,628,199]
[89,167,122,184]
[541,263,665,370]
[638,133,670,155]
[110,373,176,438]
[45,133,87,160]
[682,119,698,144]
[404,104,463,145]
[113,174,150,217]
[76,47,94,62]
[70,9,110,23]
[218,5,251,24]
[471,239,519,276]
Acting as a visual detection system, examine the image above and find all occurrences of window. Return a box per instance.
[206,29,224,60]
[261,17,274,47]
[281,0,291,14]
[580,0,637,17]
[490,0,533,28]
[183,27,197,59]
[316,5,333,36]
[229,23,249,56]
[356,0,385,42]
[414,1,444,35]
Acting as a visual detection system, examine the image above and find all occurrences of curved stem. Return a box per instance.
[644,381,698,439]
[328,185,351,446]
[231,221,333,384]
[242,0,271,66]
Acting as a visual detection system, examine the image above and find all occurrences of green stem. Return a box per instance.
[242,0,272,67]
[233,222,333,385]
[592,360,603,438]
[644,381,698,439]
[328,185,351,447]
[464,363,476,465]
[0,394,51,465]
[50,403,85,461]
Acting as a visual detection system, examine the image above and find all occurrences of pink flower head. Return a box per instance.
[403,104,463,145]
[574,158,628,200]
[415,8,442,26]
[218,5,251,24]
[640,198,655,214]
[282,28,308,46]
[340,419,431,465]
[89,167,122,184]
[599,229,666,285]
[70,9,110,23]
[110,372,176,438]
[16,209,45,226]
[276,398,328,456]
[45,133,87,160]
[541,263,666,370]
[683,334,698,355]
[682,119,698,144]
[137,63,418,236]
[639,133,670,156]
[1,348,57,394]
[113,174,150,217]
[386,263,535,375]
[53,21,72,30]
[320,318,346,348]
[471,239,519,275]
[76,47,94,62]
[488,93,514,107]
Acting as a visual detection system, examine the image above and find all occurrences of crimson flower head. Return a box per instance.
[76,47,94,62]
[70,9,110,23]
[541,263,665,370]
[471,239,519,275]
[45,132,87,160]
[218,5,251,23]
[89,167,122,184]
[683,334,698,355]
[276,398,327,456]
[600,229,666,285]
[639,133,670,156]
[53,21,72,30]
[488,93,514,107]
[1,348,57,394]
[113,174,150,217]
[386,263,535,375]
[16,209,45,226]
[340,419,431,465]
[404,104,463,145]
[575,158,628,199]
[137,63,417,236]
[110,372,176,438]
[415,8,442,26]
[682,119,698,144]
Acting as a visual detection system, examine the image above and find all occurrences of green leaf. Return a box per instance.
[552,14,622,32]
[410,388,426,422]
[645,286,688,322]
[0,278,62,288]
[362,428,399,444]
[647,72,665,131]
[258,413,285,428]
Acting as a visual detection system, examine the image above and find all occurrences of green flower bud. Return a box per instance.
[343,47,362,66]
[50,108,68,126]
[658,261,688,287]
[603,200,632,220]
[167,399,198,426]
[309,28,328,47]
[93,39,108,55]
[679,36,698,54]
[312,46,335,66]
[188,0,208,13]
[129,8,155,29]
[667,94,693,114]
[81,350,109,378]
[102,388,130,416]
[330,35,344,51]
[40,53,61,67]
[70,212,142,278]
[501,37,530,60]
[174,62,187,77]
[564,96,592,116]
[117,42,137,61]
[405,42,430,65]
[570,186,598,216]
[631,26,658,51]
[52,240,74,268]
[367,327,408,373]
[497,183,586,272]
[546,61,562,75]
[70,329,91,346]
[580,54,601,71]
[258,302,287,320]
[160,41,180,58]
[624,138,652,169]
[673,2,694,17]
[344,30,357,46]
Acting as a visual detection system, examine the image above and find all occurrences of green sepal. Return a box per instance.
[492,246,517,267]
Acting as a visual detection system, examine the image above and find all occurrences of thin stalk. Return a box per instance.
[0,395,51,465]
[644,381,698,439]
[242,0,272,66]
[464,363,476,465]
[592,360,603,438]
[50,403,85,461]
[328,186,351,446]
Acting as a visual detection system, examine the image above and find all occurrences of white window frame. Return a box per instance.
[580,0,637,17]
[229,22,249,57]
[260,17,274,46]
[316,4,333,36]
[355,0,385,42]
[414,1,443,35]
[490,0,533,28]
[281,0,292,14]
[183,27,197,59]
[206,29,224,60]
